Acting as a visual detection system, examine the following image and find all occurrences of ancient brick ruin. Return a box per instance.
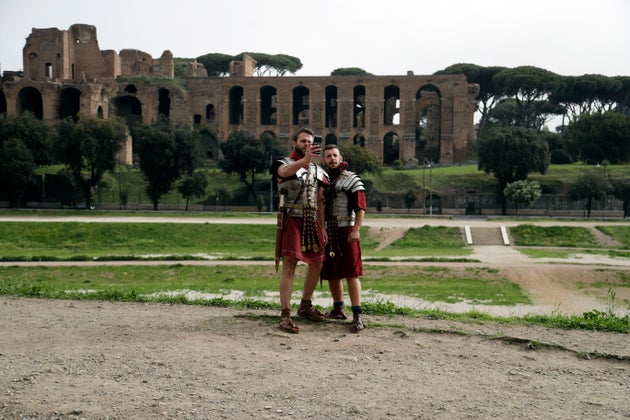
[0,24,479,166]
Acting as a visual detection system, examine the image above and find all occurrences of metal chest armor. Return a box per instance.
[330,170,365,227]
[277,158,327,218]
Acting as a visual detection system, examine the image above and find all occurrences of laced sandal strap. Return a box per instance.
[279,317,300,333]
[350,314,365,333]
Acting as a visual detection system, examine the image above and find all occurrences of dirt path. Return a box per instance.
[1,297,628,419]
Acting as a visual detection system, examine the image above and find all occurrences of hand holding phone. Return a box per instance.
[313,135,323,155]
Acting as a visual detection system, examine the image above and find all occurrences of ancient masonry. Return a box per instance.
[0,24,479,166]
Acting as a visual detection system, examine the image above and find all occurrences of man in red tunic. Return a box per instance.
[270,127,329,333]
[321,144,367,333]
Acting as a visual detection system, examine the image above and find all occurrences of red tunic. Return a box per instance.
[321,190,367,280]
[281,217,326,264]
[273,150,328,265]
[321,225,363,280]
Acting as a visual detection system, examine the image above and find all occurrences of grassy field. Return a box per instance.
[0,221,473,261]
[0,217,628,332]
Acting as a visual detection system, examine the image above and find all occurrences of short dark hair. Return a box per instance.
[324,144,339,152]
[291,127,313,142]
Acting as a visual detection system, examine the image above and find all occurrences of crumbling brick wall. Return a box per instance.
[2,24,478,166]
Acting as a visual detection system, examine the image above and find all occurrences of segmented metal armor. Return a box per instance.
[277,158,328,253]
[277,158,327,219]
[325,169,365,258]
[327,170,365,227]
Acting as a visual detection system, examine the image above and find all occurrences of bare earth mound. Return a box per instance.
[1,297,628,419]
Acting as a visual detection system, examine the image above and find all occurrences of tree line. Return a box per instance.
[434,63,630,215]
[0,113,206,210]
[2,62,630,215]
[173,52,304,78]
[0,112,381,210]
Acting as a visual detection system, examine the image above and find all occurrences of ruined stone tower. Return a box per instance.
[0,24,479,166]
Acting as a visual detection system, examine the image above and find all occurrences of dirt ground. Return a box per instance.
[0,297,628,419]
[0,216,629,418]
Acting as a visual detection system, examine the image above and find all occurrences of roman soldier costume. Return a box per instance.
[322,161,366,280]
[273,152,329,269]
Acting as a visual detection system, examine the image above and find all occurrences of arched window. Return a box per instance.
[229,86,244,125]
[415,85,442,162]
[206,104,215,121]
[353,86,365,128]
[384,85,400,126]
[58,87,81,122]
[292,86,309,125]
[18,87,44,119]
[325,85,338,128]
[260,85,277,125]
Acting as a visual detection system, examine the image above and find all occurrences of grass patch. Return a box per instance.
[363,266,527,306]
[0,222,278,260]
[518,247,630,261]
[1,264,627,333]
[0,264,280,299]
[521,310,628,333]
[375,225,471,257]
[355,226,380,251]
[0,221,473,261]
[517,248,575,259]
[597,225,630,249]
[510,225,599,247]
[0,264,527,306]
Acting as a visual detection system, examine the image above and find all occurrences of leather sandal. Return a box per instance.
[297,300,326,322]
[326,307,347,320]
[279,317,299,334]
[350,313,364,333]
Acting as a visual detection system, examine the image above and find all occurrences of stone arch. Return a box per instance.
[384,85,400,126]
[353,134,366,147]
[199,129,219,161]
[324,133,338,146]
[112,95,142,129]
[18,86,44,119]
[416,85,442,163]
[353,85,365,128]
[58,87,81,121]
[261,130,278,152]
[292,86,309,126]
[383,131,400,165]
[228,86,243,125]
[124,84,137,94]
[325,85,338,128]
[158,88,170,118]
[260,85,277,125]
[206,104,215,122]
[96,105,103,118]
[424,192,442,215]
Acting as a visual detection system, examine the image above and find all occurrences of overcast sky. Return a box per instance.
[1,0,629,78]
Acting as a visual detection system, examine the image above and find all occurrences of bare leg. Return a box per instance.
[328,278,344,303]
[280,256,298,310]
[302,262,323,300]
[347,277,362,306]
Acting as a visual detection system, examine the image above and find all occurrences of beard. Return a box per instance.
[295,147,306,156]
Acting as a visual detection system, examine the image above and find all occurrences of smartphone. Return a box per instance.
[313,135,323,155]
